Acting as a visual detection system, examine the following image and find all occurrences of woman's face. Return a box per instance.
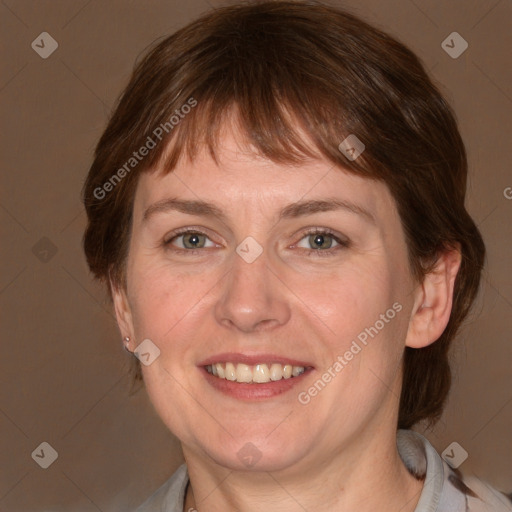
[115,127,421,473]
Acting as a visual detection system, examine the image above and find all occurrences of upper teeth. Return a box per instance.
[206,363,305,383]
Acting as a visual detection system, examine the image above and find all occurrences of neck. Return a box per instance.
[182,425,424,512]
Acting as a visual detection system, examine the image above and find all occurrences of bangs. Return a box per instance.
[159,98,326,171]
[148,71,371,178]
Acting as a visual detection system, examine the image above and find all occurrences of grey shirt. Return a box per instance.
[135,430,512,511]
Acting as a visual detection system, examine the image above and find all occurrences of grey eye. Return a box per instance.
[297,233,339,250]
[167,231,215,249]
[181,233,207,249]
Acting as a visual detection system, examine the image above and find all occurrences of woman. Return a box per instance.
[82,1,511,510]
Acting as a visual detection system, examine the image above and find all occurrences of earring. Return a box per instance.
[123,336,132,353]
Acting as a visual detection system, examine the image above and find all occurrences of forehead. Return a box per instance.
[133,126,397,223]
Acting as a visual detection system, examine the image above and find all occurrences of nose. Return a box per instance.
[214,248,291,333]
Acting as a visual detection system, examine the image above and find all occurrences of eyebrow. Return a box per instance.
[142,197,375,224]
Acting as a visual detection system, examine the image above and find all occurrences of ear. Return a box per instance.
[405,246,461,349]
[110,278,135,349]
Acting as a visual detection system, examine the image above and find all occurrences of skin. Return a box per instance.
[113,124,461,512]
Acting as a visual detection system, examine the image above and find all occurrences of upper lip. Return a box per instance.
[197,352,314,368]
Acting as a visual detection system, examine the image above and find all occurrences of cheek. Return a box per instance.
[127,261,212,342]
[296,258,408,394]
[293,258,399,336]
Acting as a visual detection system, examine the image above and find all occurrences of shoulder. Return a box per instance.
[453,471,512,512]
[135,464,189,512]
[397,430,512,512]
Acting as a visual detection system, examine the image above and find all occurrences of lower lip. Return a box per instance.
[200,367,313,400]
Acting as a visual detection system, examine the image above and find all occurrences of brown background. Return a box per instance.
[0,0,510,510]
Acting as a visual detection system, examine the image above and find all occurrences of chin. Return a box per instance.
[199,432,311,473]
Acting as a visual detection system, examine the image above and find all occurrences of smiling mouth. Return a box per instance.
[205,362,307,384]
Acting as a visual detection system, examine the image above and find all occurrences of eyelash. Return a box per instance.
[163,227,350,257]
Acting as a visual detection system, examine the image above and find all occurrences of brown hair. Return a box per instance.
[82,0,485,429]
